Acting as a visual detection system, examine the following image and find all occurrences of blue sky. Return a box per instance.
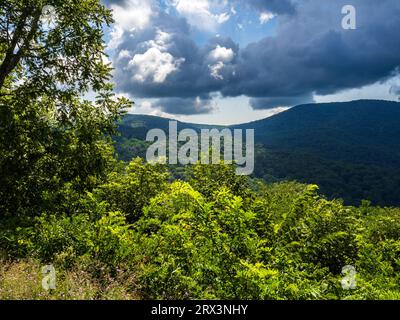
[102,0,400,124]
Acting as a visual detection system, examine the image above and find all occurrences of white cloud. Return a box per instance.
[118,49,131,60]
[209,61,225,80]
[129,47,184,83]
[259,11,276,24]
[108,0,153,49]
[138,100,164,116]
[173,0,229,31]
[111,0,153,32]
[127,29,185,84]
[207,45,234,80]
[130,99,172,118]
[217,12,230,24]
[108,25,124,50]
[208,45,234,62]
[143,30,172,51]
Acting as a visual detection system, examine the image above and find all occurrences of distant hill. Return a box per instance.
[114,100,400,206]
[117,114,222,140]
[114,114,222,162]
[234,100,400,167]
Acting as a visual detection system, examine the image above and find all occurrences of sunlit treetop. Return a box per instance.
[0,0,130,113]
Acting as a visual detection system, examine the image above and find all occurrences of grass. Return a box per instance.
[0,259,141,300]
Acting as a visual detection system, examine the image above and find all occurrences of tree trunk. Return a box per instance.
[0,7,40,91]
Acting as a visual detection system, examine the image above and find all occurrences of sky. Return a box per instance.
[101,0,400,125]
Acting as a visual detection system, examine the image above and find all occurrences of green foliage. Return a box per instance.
[0,0,131,218]
[2,161,400,300]
[95,158,170,221]
[135,181,261,299]
[1,2,399,301]
[187,162,252,200]
[9,210,135,269]
[115,102,400,207]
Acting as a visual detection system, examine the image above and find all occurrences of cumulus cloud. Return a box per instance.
[209,61,225,80]
[125,29,185,83]
[243,0,296,15]
[221,0,400,102]
[107,0,400,114]
[110,0,152,31]
[106,0,153,49]
[135,100,171,117]
[112,6,238,100]
[129,48,184,83]
[259,12,276,24]
[155,96,214,114]
[207,45,235,80]
[208,45,235,62]
[217,12,230,24]
[117,49,131,60]
[172,0,230,31]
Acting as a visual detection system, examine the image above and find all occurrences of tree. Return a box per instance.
[0,0,131,217]
[96,158,170,222]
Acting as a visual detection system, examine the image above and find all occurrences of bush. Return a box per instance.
[2,162,400,300]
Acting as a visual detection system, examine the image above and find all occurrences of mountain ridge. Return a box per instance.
[115,99,400,206]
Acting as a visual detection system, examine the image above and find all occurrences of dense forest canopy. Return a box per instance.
[115,101,400,207]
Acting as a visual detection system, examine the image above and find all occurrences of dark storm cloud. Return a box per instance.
[102,0,127,5]
[243,0,296,15]
[113,10,238,106]
[250,94,314,110]
[155,96,214,115]
[224,0,400,99]
[109,0,400,114]
[390,85,400,97]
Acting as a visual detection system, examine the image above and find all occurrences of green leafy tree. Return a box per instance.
[187,162,252,200]
[96,158,170,222]
[0,0,131,217]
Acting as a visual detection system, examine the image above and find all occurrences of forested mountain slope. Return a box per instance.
[115,100,400,206]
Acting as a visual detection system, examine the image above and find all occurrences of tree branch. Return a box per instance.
[0,6,40,91]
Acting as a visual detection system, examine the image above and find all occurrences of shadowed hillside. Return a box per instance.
[115,100,400,206]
